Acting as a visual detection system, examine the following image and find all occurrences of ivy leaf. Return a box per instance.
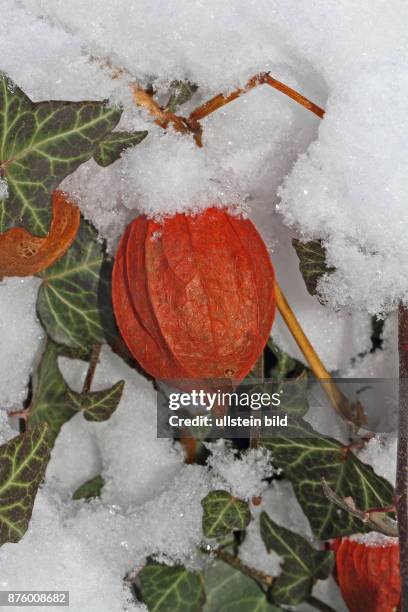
[0,423,52,546]
[28,341,75,440]
[166,81,198,113]
[202,490,251,538]
[204,561,281,611]
[278,372,309,417]
[266,339,306,383]
[73,475,104,501]
[260,512,334,606]
[67,380,124,422]
[292,239,334,298]
[36,218,116,351]
[260,418,394,539]
[0,73,122,235]
[94,130,148,167]
[136,561,205,612]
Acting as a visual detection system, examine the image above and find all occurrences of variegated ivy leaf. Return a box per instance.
[94,130,147,167]
[201,490,251,538]
[204,561,281,611]
[67,379,124,422]
[0,73,123,235]
[36,218,117,351]
[136,562,205,612]
[0,423,52,546]
[28,340,76,440]
[292,239,334,298]
[260,512,334,606]
[260,417,394,539]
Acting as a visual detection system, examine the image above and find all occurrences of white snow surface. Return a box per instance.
[0,277,44,409]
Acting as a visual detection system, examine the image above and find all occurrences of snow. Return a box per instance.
[0,277,44,409]
[206,440,275,500]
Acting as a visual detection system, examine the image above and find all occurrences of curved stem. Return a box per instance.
[189,72,325,123]
[274,281,364,426]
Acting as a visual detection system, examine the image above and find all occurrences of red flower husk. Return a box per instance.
[331,537,400,612]
[112,208,276,385]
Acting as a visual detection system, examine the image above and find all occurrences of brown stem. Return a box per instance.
[398,303,408,610]
[130,85,191,135]
[189,72,325,123]
[274,281,365,427]
[82,344,102,393]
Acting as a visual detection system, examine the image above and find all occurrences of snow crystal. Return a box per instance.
[0,277,44,409]
[206,440,275,500]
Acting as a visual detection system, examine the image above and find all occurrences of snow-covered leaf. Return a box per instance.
[204,561,281,611]
[36,219,116,351]
[136,562,205,612]
[0,73,122,235]
[73,475,104,501]
[201,490,251,538]
[28,341,75,439]
[260,418,394,539]
[94,130,148,167]
[0,423,52,546]
[292,239,333,298]
[260,512,334,606]
[67,379,124,422]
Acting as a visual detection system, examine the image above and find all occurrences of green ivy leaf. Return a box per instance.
[73,475,104,501]
[278,372,309,417]
[166,81,198,113]
[292,239,334,298]
[28,341,75,440]
[0,73,122,235]
[67,380,124,422]
[0,423,52,546]
[266,340,306,383]
[260,418,394,539]
[260,512,334,606]
[204,561,281,611]
[94,130,148,167]
[36,219,116,351]
[202,491,251,538]
[136,562,205,612]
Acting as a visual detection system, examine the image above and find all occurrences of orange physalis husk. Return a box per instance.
[0,190,80,277]
[112,207,276,385]
[330,537,400,612]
